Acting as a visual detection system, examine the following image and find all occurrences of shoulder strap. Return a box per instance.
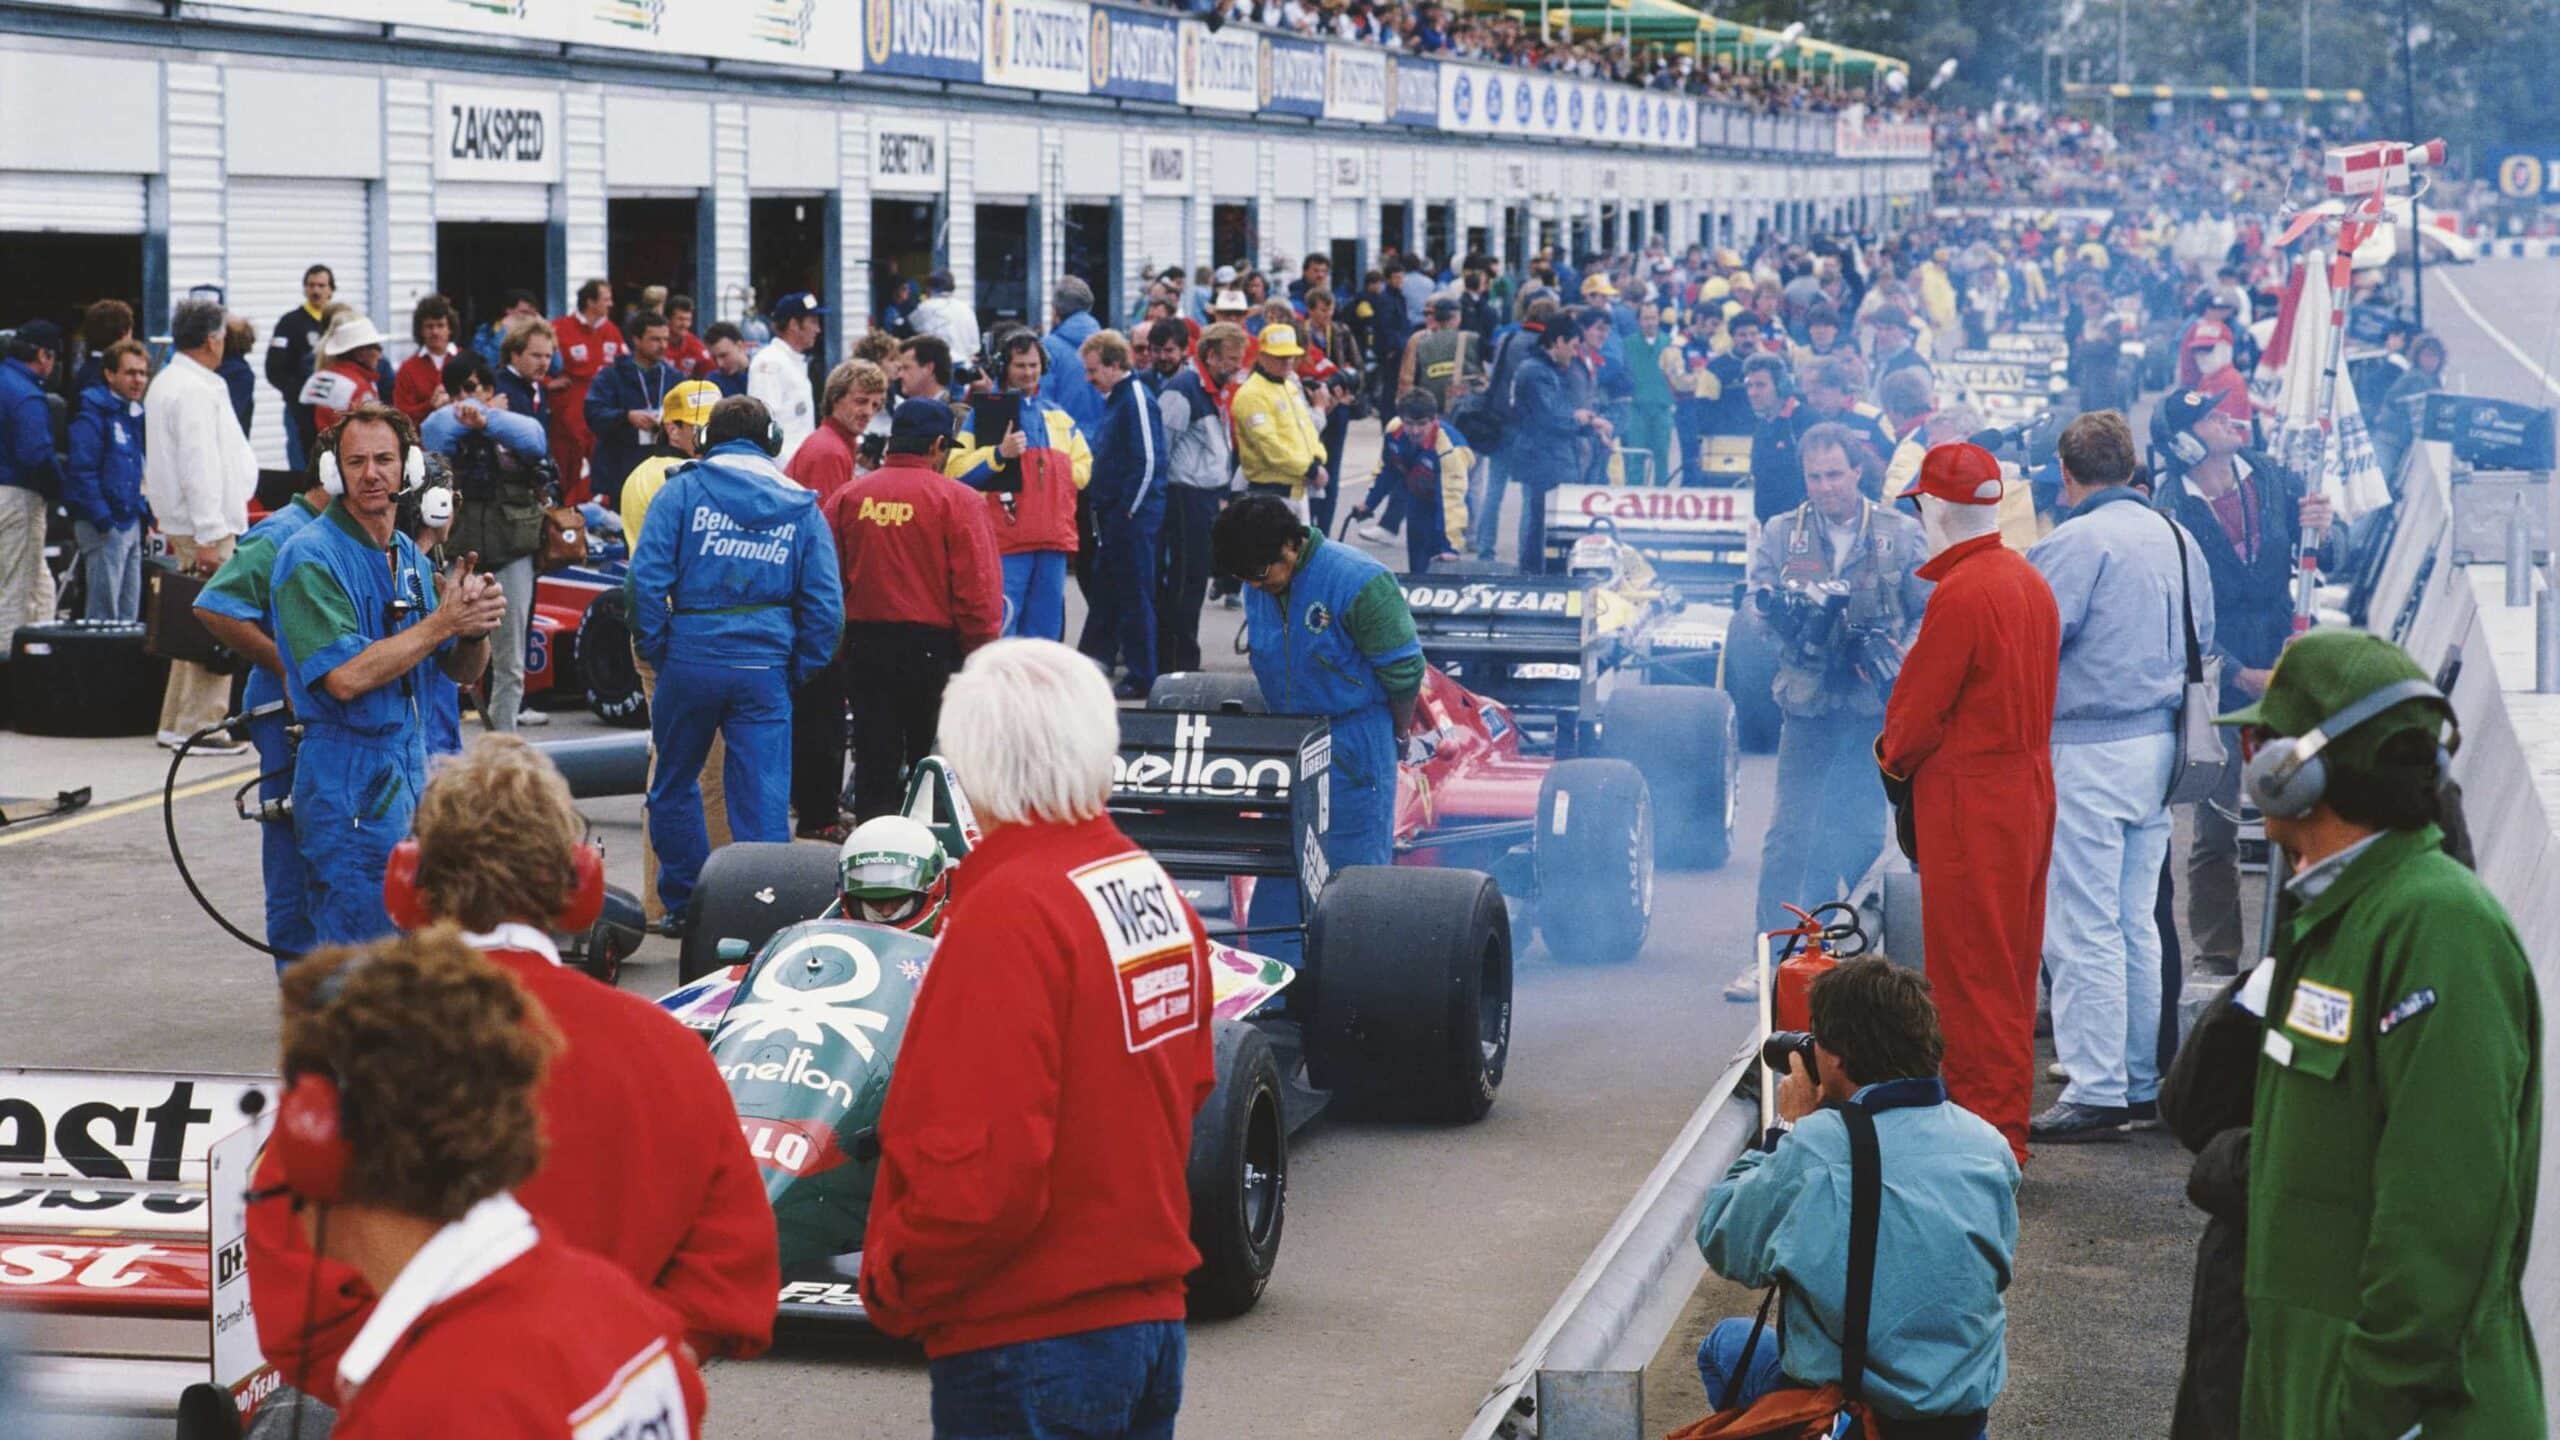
[1839,1103,1882,1406]
[2154,507,2205,682]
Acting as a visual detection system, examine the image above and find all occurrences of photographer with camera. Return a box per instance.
[422,352,553,733]
[1735,424,1928,1003]
[1694,959,2018,1437]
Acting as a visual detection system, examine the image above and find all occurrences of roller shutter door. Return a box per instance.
[436,180,552,224]
[1139,197,1186,279]
[229,179,372,470]
[0,173,147,234]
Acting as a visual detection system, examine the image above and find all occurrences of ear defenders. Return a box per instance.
[2152,397,2209,468]
[272,1071,353,1205]
[318,436,428,497]
[2242,678,2456,819]
[382,837,608,935]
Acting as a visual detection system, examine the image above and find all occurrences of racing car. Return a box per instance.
[660,714,1517,1325]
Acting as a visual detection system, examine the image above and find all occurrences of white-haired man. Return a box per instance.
[1877,443,2060,1165]
[862,638,1216,1435]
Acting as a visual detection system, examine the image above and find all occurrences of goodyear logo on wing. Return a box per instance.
[1114,713,1290,797]
[1403,582,1580,616]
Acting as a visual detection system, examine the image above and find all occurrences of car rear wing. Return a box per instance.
[1109,710,1333,915]
[1542,484,1752,593]
[1948,337,2072,427]
[1399,574,1593,750]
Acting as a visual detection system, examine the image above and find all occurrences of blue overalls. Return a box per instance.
[193,495,321,962]
[269,502,447,946]
[1241,532,1419,962]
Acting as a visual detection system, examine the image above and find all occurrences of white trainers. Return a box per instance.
[2045,1061,2069,1082]
[1722,964,1760,1002]
[516,709,551,728]
[160,729,248,756]
[1356,523,1395,544]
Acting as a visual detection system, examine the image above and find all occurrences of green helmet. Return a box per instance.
[837,816,952,935]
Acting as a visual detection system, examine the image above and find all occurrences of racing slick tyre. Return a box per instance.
[7,621,166,736]
[1146,672,1267,713]
[1305,866,1513,1124]
[1719,609,1784,754]
[1186,1019,1288,1319]
[676,840,842,983]
[577,590,650,728]
[1599,686,1737,871]
[1532,758,1654,967]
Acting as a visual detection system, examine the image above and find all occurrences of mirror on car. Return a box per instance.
[717,938,749,963]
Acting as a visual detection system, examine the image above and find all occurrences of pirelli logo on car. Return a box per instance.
[1072,852,1202,1053]
[1402,582,1583,617]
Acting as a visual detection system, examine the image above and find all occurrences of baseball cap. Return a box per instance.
[1258,324,1305,359]
[2183,319,2234,350]
[1213,264,1238,286]
[888,397,956,440]
[2216,630,2444,768]
[2154,387,2218,437]
[1581,275,1619,298]
[1896,442,2005,505]
[1211,289,1250,314]
[2204,288,2241,312]
[1700,277,1732,303]
[11,319,63,354]
[659,379,720,428]
[773,292,828,322]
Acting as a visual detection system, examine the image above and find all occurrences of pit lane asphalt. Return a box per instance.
[0,421,1772,1436]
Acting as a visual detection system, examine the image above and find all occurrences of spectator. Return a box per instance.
[266,263,335,470]
[424,352,553,733]
[1349,388,1471,574]
[63,338,150,621]
[825,398,1002,820]
[2026,411,2212,1142]
[1141,316,1191,394]
[584,307,683,505]
[470,289,544,369]
[1509,320,1613,571]
[894,334,954,406]
[220,316,259,438]
[1299,288,1360,536]
[143,301,259,751]
[1705,310,1765,437]
[248,737,778,1410]
[2182,322,2251,427]
[703,320,752,398]
[392,294,462,425]
[1802,356,1895,492]
[665,294,712,379]
[2150,390,2339,978]
[1745,354,1815,521]
[625,396,843,925]
[1396,296,1485,417]
[2371,334,2444,485]
[1693,960,2016,1435]
[304,307,386,433]
[69,299,133,397]
[0,321,62,655]
[1039,276,1104,430]
[259,930,710,1435]
[1156,321,1243,676]
[906,269,982,371]
[861,639,1214,1434]
[748,292,826,463]
[947,328,1090,642]
[1075,329,1170,700]
[1624,300,1681,485]
[786,357,889,507]
[1231,323,1328,521]
[1866,305,1930,397]
[495,318,556,432]
[1877,367,1937,499]
[551,279,624,505]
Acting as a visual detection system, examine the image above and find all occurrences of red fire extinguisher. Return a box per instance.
[1768,901,1869,1034]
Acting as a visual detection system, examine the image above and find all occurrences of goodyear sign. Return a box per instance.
[2493,151,2560,200]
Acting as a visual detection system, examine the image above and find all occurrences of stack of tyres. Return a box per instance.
[7,621,168,736]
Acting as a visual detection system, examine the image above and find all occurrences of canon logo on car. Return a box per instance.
[1568,487,1742,527]
[1114,714,1291,798]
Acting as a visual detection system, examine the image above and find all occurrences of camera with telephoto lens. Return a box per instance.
[1757,577,1904,698]
[1762,1030,1818,1077]
[953,360,982,388]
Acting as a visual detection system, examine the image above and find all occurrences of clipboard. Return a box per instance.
[972,394,1026,495]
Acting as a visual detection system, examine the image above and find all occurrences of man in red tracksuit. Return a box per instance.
[824,398,1004,822]
[551,278,624,506]
[249,735,779,1407]
[863,637,1217,1438]
[1877,443,2060,1164]
[274,929,706,1439]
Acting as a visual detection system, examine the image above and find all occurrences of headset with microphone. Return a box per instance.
[380,835,607,935]
[2241,677,2458,820]
[317,437,428,498]
[2151,394,2212,469]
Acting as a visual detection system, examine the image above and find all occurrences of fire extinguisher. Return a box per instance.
[1769,901,1870,1034]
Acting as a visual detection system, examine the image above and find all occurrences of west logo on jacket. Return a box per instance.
[1070,853,1201,1053]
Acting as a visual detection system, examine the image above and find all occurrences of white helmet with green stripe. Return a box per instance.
[837,815,953,936]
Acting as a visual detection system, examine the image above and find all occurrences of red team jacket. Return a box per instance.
[824,452,1006,650]
[784,416,867,508]
[861,816,1219,1357]
[390,350,457,426]
[550,314,623,447]
[330,1196,706,1439]
[249,929,779,1404]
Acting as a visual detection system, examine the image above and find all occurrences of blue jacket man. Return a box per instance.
[583,318,684,504]
[194,487,327,962]
[1039,282,1105,431]
[1507,331,1601,572]
[1696,959,2018,1432]
[624,407,844,919]
[1213,497,1423,963]
[0,349,58,499]
[63,375,148,620]
[1075,341,1170,698]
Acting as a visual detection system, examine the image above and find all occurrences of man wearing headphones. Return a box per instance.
[2150,389,2340,977]
[269,402,507,946]
[625,395,844,928]
[2218,630,2540,1440]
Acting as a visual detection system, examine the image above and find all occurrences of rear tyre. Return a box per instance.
[1719,610,1784,754]
[1146,672,1267,713]
[1599,686,1737,870]
[6,621,165,737]
[1186,1020,1287,1319]
[1306,866,1512,1123]
[1533,758,1653,966]
[676,841,842,983]
[578,590,650,728]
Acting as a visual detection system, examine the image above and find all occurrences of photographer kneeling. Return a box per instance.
[1694,960,2020,1439]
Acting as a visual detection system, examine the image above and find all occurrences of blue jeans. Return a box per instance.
[2045,731,2176,1109]
[73,520,142,621]
[1697,1318,1986,1440]
[929,1320,1185,1440]
[647,660,792,915]
[1079,509,1162,689]
[1471,451,1509,558]
[1004,550,1071,641]
[1753,708,1888,946]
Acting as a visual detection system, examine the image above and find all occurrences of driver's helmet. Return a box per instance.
[1567,534,1624,585]
[837,816,953,935]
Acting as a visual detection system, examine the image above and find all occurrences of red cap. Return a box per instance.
[2183,318,2234,350]
[1896,442,2005,505]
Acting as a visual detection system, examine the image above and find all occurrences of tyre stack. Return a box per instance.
[7,620,167,736]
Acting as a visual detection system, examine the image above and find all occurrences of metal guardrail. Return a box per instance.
[1460,1045,1760,1440]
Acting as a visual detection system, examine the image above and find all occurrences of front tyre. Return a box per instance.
[1533,758,1653,966]
[1186,1020,1287,1318]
